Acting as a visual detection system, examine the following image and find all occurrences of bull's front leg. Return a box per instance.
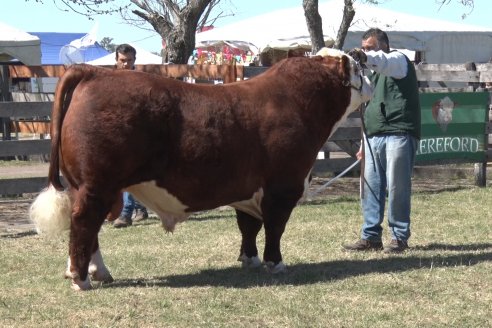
[261,189,301,274]
[236,210,262,268]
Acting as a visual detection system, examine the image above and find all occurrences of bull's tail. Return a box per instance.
[32,65,95,234]
[48,65,94,190]
[29,185,71,235]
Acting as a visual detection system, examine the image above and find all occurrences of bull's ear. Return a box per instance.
[319,55,343,72]
[320,54,350,80]
[340,54,350,82]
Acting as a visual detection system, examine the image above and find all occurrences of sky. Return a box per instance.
[3,0,492,54]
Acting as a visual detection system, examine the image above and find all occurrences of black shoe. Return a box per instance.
[113,216,132,228]
[342,239,383,251]
[383,239,409,253]
[133,209,149,222]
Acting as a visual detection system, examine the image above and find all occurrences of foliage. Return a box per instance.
[26,1,479,62]
[437,0,475,19]
[99,36,117,52]
[0,182,491,327]
[29,0,232,64]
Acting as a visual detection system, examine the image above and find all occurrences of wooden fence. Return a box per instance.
[0,62,491,195]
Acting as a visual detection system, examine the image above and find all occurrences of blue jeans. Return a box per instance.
[120,192,147,219]
[361,134,417,242]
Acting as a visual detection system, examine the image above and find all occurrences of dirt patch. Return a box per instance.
[1,171,486,238]
[0,194,38,237]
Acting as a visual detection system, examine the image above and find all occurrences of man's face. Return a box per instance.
[116,52,136,70]
[361,36,380,52]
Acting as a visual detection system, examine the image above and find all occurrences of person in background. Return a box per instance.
[342,28,421,253]
[112,44,150,228]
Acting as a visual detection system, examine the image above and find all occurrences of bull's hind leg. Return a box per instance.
[88,237,113,283]
[261,188,301,273]
[67,188,113,290]
[236,210,262,268]
[65,237,113,286]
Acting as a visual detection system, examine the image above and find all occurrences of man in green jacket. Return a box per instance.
[343,28,421,253]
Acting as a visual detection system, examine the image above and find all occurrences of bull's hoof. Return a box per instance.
[263,261,287,274]
[237,254,262,268]
[88,263,114,283]
[70,277,92,291]
[90,270,114,283]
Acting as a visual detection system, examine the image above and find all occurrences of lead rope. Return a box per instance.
[359,65,379,202]
[308,158,361,198]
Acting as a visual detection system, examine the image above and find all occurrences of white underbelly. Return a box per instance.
[126,174,312,230]
[125,181,189,231]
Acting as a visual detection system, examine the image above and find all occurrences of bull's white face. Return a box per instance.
[315,47,372,110]
[315,48,372,137]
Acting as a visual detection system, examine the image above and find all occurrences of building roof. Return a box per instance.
[0,22,41,65]
[29,32,109,65]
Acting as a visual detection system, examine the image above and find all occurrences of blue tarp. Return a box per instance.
[29,32,109,65]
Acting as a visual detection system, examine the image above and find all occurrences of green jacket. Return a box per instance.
[364,53,421,139]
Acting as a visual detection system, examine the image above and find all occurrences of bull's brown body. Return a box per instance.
[33,51,369,290]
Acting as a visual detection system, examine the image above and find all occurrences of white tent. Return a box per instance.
[196,0,492,64]
[0,21,41,65]
[196,5,334,55]
[87,44,163,65]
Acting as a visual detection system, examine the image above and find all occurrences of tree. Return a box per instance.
[99,37,117,53]
[302,0,357,52]
[30,0,228,64]
[437,0,474,19]
[33,0,476,63]
[332,0,355,50]
[303,0,325,53]
[128,0,219,63]
[303,0,475,53]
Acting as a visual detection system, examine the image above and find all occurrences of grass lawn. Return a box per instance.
[0,186,491,327]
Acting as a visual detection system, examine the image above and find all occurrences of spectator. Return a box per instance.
[112,44,149,228]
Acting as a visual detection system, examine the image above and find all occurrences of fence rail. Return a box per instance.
[1,62,491,195]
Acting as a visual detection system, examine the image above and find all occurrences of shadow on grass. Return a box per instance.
[131,211,235,226]
[102,246,492,290]
[0,230,37,239]
[413,185,470,195]
[301,196,359,206]
[189,211,235,222]
[413,243,492,251]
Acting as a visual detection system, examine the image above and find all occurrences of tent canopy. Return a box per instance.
[196,0,492,64]
[29,32,109,65]
[0,22,41,65]
[87,44,163,65]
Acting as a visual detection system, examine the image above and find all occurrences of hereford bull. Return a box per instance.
[30,48,371,291]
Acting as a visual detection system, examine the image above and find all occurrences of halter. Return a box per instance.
[344,60,366,92]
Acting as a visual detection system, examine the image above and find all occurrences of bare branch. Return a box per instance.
[333,0,355,50]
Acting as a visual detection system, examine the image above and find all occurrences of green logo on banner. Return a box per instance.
[416,92,488,163]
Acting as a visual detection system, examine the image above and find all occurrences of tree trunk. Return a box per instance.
[333,0,355,50]
[132,0,213,64]
[303,0,325,54]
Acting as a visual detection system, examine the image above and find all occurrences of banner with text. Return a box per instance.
[416,92,489,163]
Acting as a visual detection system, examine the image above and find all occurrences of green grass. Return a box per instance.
[0,187,491,327]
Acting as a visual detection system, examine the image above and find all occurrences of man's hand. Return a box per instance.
[356,144,364,160]
[347,48,367,65]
